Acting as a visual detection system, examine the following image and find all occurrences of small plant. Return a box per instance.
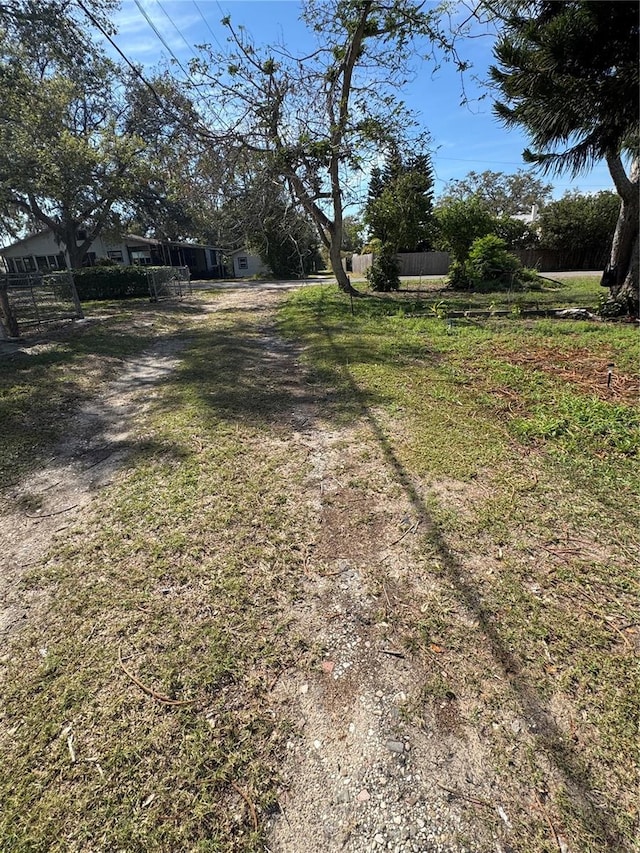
[365,242,400,291]
[430,300,448,320]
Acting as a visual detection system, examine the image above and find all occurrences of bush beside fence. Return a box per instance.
[70,266,151,300]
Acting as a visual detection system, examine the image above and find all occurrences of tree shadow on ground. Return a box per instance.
[159,315,395,431]
[0,319,187,487]
[317,321,626,851]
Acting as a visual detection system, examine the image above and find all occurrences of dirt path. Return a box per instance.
[246,310,497,853]
[0,291,256,639]
[1,285,570,852]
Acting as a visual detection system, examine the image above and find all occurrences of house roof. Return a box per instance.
[0,229,224,254]
[0,230,56,253]
[124,235,224,251]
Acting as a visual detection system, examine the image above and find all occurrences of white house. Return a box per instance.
[230,248,270,278]
[511,204,540,225]
[0,230,226,278]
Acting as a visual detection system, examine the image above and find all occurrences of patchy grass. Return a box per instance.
[0,299,211,490]
[0,295,312,852]
[278,283,639,852]
[2,279,637,852]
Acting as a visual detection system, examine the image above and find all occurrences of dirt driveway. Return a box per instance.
[1,282,634,853]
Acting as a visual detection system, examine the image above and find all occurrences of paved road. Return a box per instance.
[193,270,603,291]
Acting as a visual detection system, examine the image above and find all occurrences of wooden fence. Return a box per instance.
[352,248,606,277]
[352,252,450,276]
[510,248,607,272]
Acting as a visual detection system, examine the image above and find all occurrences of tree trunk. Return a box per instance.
[601,153,639,316]
[63,223,85,271]
[329,237,357,295]
[58,225,85,319]
[0,285,20,337]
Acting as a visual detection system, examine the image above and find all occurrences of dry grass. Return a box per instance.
[1,280,638,852]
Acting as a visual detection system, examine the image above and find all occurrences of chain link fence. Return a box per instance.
[147,266,191,301]
[0,266,193,339]
[0,271,81,338]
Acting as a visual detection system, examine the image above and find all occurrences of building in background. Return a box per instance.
[0,230,226,278]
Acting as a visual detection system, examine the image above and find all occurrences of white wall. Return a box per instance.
[232,251,270,278]
[3,231,61,258]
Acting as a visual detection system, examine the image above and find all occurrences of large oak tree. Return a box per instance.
[0,2,199,270]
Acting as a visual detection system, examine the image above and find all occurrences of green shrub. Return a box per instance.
[365,243,400,291]
[465,234,522,290]
[70,266,154,300]
[446,235,545,292]
[446,260,468,289]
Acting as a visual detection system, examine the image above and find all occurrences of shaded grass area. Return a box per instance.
[0,297,312,851]
[0,298,210,489]
[278,283,639,852]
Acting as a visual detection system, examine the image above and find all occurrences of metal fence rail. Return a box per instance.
[0,271,80,338]
[147,266,191,301]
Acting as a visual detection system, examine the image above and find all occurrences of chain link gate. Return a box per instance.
[147,266,192,302]
[0,271,81,338]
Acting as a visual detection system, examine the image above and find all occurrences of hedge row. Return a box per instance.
[70,266,154,301]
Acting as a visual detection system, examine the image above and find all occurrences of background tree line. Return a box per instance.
[0,0,636,309]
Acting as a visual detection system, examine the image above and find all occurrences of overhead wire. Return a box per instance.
[154,0,199,59]
[76,0,167,110]
[131,0,230,127]
[132,0,193,80]
[75,0,226,142]
[192,0,227,53]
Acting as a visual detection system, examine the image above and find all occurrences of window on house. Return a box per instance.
[47,255,59,269]
[130,249,152,265]
[77,229,87,242]
[107,250,124,263]
[36,256,48,271]
[237,256,248,270]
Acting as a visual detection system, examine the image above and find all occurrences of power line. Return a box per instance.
[76,0,225,143]
[76,0,167,110]
[155,0,199,58]
[133,0,192,80]
[192,0,227,53]
[436,156,525,166]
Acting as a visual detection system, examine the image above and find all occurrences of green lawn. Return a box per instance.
[278,278,639,851]
[0,278,637,852]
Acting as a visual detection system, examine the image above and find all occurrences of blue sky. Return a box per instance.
[106,0,615,206]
